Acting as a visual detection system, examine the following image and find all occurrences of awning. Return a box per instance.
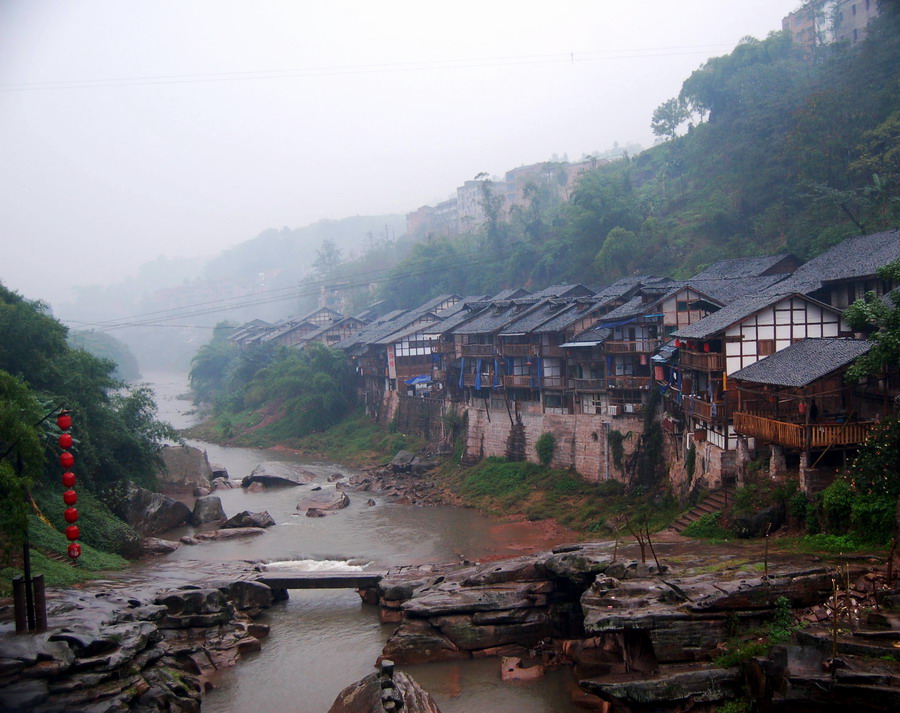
[652,345,677,363]
[559,341,604,348]
[404,374,432,385]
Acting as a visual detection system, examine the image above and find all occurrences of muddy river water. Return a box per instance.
[140,374,584,712]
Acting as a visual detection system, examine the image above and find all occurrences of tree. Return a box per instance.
[651,97,689,141]
[844,258,900,381]
[0,370,44,553]
[313,238,343,276]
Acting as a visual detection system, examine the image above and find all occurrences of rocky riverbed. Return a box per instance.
[0,561,274,713]
[367,541,900,712]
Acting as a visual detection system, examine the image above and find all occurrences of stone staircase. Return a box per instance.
[670,486,734,534]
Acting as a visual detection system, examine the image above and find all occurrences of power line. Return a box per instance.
[61,248,511,332]
[0,45,734,93]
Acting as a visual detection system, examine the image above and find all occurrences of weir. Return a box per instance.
[255,572,384,590]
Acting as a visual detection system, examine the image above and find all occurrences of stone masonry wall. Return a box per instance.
[462,403,644,483]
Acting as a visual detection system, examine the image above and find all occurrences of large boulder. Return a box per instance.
[241,461,316,488]
[191,495,226,526]
[390,450,416,473]
[117,483,191,536]
[222,510,276,529]
[296,486,350,512]
[328,667,442,713]
[154,445,213,492]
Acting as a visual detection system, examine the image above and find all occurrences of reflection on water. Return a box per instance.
[141,373,582,713]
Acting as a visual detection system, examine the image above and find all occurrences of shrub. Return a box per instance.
[820,478,854,533]
[535,432,556,466]
[850,494,896,545]
[788,491,809,525]
[681,511,731,539]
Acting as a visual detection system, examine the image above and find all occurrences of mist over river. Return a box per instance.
[140,373,583,712]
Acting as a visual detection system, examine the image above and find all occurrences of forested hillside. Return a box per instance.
[0,285,177,558]
[331,8,899,309]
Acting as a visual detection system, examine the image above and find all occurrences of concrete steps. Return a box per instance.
[670,487,734,534]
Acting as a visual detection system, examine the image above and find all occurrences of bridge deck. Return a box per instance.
[256,572,383,589]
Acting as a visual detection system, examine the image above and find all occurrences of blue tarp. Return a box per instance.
[404,374,432,385]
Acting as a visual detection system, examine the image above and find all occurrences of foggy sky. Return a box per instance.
[0,1,802,307]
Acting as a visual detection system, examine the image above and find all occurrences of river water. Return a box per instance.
[140,374,584,713]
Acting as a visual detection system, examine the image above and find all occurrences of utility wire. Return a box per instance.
[0,45,733,93]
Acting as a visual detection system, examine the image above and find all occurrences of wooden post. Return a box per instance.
[12,577,27,634]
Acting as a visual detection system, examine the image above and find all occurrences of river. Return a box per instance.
[140,373,584,713]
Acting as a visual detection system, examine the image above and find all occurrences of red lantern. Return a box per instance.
[57,412,72,431]
[703,343,711,353]
[62,471,76,488]
[675,340,682,347]
[64,507,79,524]
[67,543,82,560]
[60,452,74,469]
[63,489,77,506]
[65,525,80,541]
[59,433,73,450]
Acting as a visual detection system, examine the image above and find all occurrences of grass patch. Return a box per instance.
[0,514,129,596]
[775,533,879,555]
[454,457,678,533]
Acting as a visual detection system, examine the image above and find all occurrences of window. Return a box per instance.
[758,339,775,356]
[851,4,856,15]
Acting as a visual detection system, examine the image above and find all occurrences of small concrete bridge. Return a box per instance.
[255,572,384,590]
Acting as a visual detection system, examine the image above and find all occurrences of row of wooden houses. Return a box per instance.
[227,229,899,493]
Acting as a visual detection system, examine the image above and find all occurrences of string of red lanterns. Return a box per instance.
[57,411,81,561]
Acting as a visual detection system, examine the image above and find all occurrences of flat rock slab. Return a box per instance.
[296,486,350,512]
[194,527,267,541]
[241,461,316,488]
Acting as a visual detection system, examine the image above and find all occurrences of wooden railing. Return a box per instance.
[606,375,652,390]
[461,373,495,387]
[603,339,659,353]
[679,350,725,371]
[573,378,606,391]
[432,340,455,354]
[461,344,496,358]
[539,345,566,357]
[503,375,535,388]
[684,397,726,423]
[733,412,876,449]
[500,343,532,357]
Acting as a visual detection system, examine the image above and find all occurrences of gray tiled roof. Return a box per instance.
[453,301,541,335]
[771,230,900,294]
[729,338,871,387]
[690,254,798,280]
[598,296,652,321]
[498,300,577,335]
[686,275,787,304]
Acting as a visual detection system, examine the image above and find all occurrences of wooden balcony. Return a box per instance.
[539,344,566,357]
[432,340,455,354]
[501,343,533,357]
[733,412,877,449]
[606,375,652,390]
[461,344,496,358]
[573,378,606,391]
[682,396,726,423]
[603,339,659,353]
[504,375,535,389]
[679,350,725,372]
[462,373,494,388]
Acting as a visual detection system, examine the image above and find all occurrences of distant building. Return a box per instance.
[783,0,880,51]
